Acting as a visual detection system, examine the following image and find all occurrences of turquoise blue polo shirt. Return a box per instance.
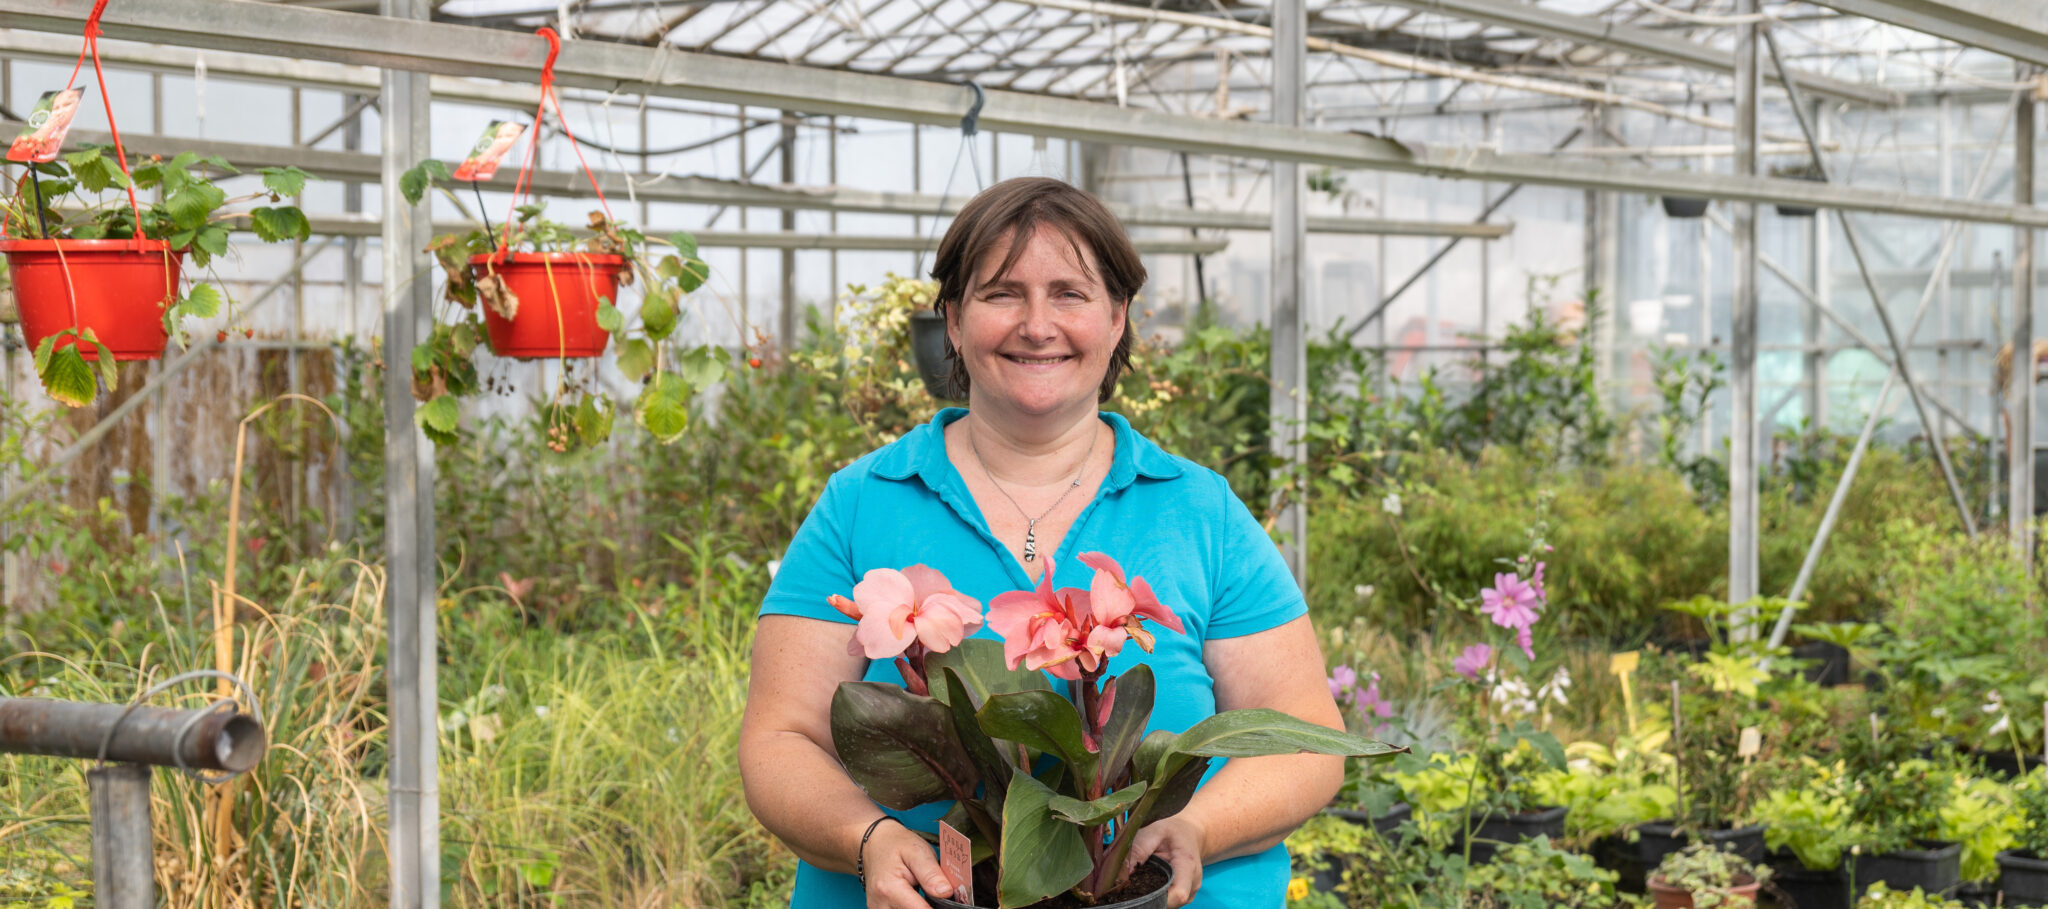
[759,407,1307,909]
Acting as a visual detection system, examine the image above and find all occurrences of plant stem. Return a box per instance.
[473,181,494,240]
[28,168,50,238]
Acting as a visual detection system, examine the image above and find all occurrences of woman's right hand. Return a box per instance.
[862,822,958,909]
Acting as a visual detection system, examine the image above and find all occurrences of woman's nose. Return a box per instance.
[1017,294,1058,341]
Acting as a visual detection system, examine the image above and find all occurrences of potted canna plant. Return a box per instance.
[2,145,312,406]
[400,161,720,453]
[823,554,1402,908]
[1649,842,1771,909]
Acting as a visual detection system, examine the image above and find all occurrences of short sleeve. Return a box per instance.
[1204,472,1307,639]
[759,468,861,623]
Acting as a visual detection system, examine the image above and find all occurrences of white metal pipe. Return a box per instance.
[1270,0,1307,584]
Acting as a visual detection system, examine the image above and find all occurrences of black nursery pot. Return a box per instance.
[1853,839,1961,898]
[1968,746,2047,780]
[1635,820,1768,868]
[1661,196,1711,218]
[1326,801,1414,839]
[909,310,960,400]
[1999,849,2048,907]
[926,857,1173,909]
[1791,641,1851,687]
[1449,804,1569,865]
[1773,174,1825,217]
[1767,850,1852,909]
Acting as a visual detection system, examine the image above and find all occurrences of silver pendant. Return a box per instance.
[1022,523,1038,562]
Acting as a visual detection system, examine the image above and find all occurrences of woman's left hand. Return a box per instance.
[1123,814,1205,908]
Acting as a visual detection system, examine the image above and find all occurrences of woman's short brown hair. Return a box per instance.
[929,177,1147,403]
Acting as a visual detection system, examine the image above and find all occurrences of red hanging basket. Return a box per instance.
[1,238,183,361]
[469,251,625,359]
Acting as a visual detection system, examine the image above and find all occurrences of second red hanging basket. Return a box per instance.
[1,238,184,361]
[468,250,626,359]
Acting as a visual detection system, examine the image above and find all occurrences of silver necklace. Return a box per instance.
[968,420,1100,563]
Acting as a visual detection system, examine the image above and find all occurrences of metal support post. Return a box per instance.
[1805,101,1828,431]
[1270,0,1307,584]
[381,0,439,905]
[2013,83,2037,560]
[1765,28,1978,538]
[89,764,154,909]
[780,112,798,348]
[1730,0,1761,616]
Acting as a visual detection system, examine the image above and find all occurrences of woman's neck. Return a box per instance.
[959,407,1102,487]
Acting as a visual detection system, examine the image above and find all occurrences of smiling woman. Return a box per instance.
[737,177,1348,909]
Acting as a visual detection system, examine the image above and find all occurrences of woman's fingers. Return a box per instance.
[868,826,956,909]
[1124,816,1205,909]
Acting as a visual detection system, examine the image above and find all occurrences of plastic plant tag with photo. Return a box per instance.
[939,819,974,905]
[8,87,87,164]
[452,119,527,182]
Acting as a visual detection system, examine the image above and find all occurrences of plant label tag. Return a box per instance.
[452,119,527,182]
[939,820,973,905]
[8,87,86,164]
[1608,651,1639,678]
[1738,726,1761,758]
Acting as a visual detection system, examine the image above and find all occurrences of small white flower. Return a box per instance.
[1354,584,1374,600]
[1381,492,1402,516]
[1537,667,1572,707]
[1982,690,2005,714]
[1990,714,2012,736]
[1492,677,1537,715]
[533,705,550,719]
[1931,707,1948,718]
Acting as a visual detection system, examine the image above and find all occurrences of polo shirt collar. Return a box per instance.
[868,407,1183,489]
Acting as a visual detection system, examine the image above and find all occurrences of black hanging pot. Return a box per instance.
[1773,174,1825,217]
[1766,849,1852,909]
[909,310,960,400]
[1853,839,1961,898]
[1999,849,2048,906]
[926,857,1172,909]
[1661,196,1711,218]
[1449,804,1569,865]
[1636,820,1769,868]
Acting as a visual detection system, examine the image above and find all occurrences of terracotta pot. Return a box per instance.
[925,857,1171,909]
[468,251,625,359]
[2,238,182,360]
[1646,874,1761,909]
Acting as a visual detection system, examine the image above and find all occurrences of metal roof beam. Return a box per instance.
[8,0,2043,225]
[1367,0,1901,106]
[46,127,1509,237]
[1806,0,2048,67]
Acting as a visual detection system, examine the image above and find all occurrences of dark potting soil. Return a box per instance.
[937,862,1171,909]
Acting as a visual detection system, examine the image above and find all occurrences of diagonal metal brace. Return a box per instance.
[1763,27,1978,539]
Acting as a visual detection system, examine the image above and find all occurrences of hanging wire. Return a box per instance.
[914,81,986,278]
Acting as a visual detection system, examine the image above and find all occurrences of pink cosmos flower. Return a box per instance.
[1480,572,1541,631]
[829,565,983,660]
[1454,644,1494,680]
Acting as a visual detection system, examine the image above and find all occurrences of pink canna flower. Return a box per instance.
[988,555,1095,681]
[1454,644,1494,681]
[841,565,984,661]
[1078,552,1185,653]
[1480,572,1541,631]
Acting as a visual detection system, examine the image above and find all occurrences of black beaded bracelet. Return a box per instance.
[856,815,904,888]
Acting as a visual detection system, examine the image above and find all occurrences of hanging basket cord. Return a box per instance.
[500,26,615,258]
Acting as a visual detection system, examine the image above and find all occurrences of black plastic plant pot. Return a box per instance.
[1767,850,1851,909]
[1661,196,1710,218]
[927,857,1172,909]
[1774,175,1825,217]
[1449,804,1569,865]
[1999,849,2048,906]
[909,310,960,400]
[1853,839,1961,898]
[1791,641,1851,687]
[1326,801,1413,839]
[1636,820,1768,868]
[1954,879,1998,907]
[1307,854,1343,895]
[1969,747,2047,780]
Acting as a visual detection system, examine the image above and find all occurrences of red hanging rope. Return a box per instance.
[500,26,615,254]
[69,0,147,244]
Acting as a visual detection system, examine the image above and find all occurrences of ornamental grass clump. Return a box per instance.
[826,555,1402,908]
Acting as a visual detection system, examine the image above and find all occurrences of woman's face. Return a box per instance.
[947,223,1126,421]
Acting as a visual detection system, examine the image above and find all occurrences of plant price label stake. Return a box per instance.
[1738,726,1760,761]
[940,820,973,905]
[1609,651,1640,735]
